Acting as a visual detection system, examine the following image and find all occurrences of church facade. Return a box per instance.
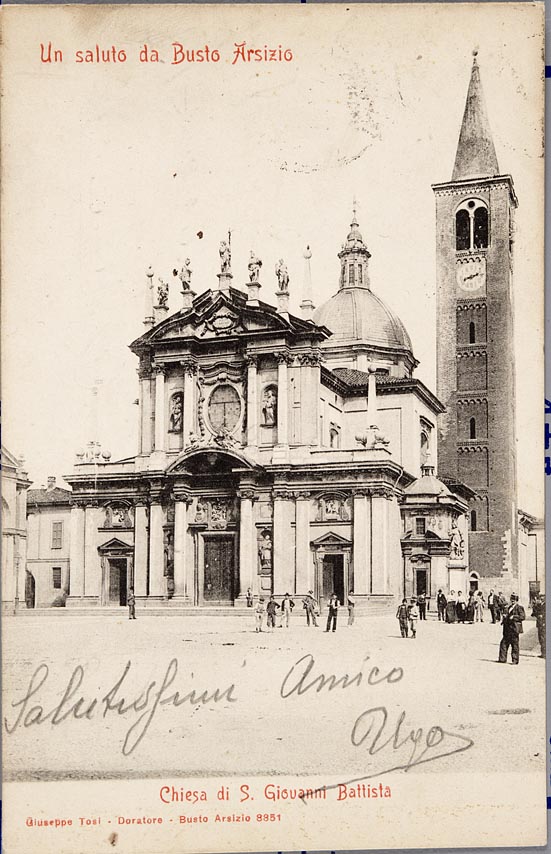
[16,56,539,614]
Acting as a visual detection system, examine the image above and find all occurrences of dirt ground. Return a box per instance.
[3,608,546,784]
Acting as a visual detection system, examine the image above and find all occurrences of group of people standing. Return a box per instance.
[253,591,355,632]
[435,588,504,624]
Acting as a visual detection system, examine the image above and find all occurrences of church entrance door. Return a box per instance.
[415,568,428,597]
[321,554,345,604]
[108,558,128,606]
[202,535,235,603]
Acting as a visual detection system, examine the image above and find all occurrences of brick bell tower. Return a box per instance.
[432,51,519,588]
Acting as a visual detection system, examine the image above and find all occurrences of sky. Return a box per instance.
[2,3,544,514]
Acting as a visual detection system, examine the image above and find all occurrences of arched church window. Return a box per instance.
[348,263,355,285]
[469,417,476,439]
[469,321,476,344]
[208,384,241,432]
[456,199,489,251]
[329,425,341,449]
[456,209,470,251]
[470,509,477,531]
[473,206,488,249]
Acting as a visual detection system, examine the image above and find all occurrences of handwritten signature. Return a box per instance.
[4,659,237,756]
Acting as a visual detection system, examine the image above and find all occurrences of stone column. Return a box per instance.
[273,490,295,594]
[371,491,389,593]
[300,353,321,446]
[353,490,371,594]
[245,356,258,450]
[154,365,166,452]
[181,360,197,449]
[295,493,312,593]
[149,501,165,597]
[173,496,191,599]
[84,505,100,598]
[140,368,153,455]
[238,490,256,600]
[133,502,149,598]
[276,354,290,447]
[69,504,86,598]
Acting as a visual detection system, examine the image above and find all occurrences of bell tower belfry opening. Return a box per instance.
[432,52,519,584]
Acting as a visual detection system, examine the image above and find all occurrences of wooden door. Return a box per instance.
[203,536,234,602]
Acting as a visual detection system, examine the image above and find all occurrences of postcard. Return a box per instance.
[1,3,546,852]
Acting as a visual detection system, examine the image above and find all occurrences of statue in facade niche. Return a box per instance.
[258,533,272,572]
[248,251,262,283]
[275,258,290,292]
[449,520,464,559]
[169,394,183,432]
[219,240,231,273]
[174,258,192,291]
[262,387,277,427]
[157,278,169,307]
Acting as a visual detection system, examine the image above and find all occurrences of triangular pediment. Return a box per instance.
[131,287,329,351]
[98,537,133,554]
[310,531,352,548]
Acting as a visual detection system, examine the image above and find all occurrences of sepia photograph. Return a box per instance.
[1,3,546,852]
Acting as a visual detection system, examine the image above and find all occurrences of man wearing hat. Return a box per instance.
[498,593,526,665]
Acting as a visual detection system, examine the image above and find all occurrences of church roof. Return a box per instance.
[322,367,445,413]
[28,486,72,507]
[452,53,499,181]
[404,473,452,498]
[313,286,413,352]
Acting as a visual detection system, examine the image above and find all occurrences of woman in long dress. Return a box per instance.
[446,590,457,623]
[466,592,476,623]
[456,591,467,624]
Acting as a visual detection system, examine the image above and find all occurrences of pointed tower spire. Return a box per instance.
[452,51,499,181]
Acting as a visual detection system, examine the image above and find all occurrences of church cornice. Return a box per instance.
[431,175,518,207]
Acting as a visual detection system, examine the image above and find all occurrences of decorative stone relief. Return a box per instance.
[258,529,273,575]
[103,504,133,528]
[168,393,183,433]
[314,494,350,522]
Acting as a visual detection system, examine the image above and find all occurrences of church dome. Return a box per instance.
[314,286,413,351]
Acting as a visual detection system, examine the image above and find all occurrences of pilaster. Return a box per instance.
[133,502,149,598]
[149,501,165,597]
[273,489,295,593]
[295,492,312,592]
[68,504,86,598]
[181,359,197,450]
[173,494,192,599]
[84,504,100,598]
[245,356,258,451]
[238,489,256,600]
[353,490,371,594]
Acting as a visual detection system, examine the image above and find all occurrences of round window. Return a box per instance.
[208,384,241,432]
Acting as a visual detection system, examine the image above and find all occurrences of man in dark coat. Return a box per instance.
[128,587,136,620]
[498,594,525,665]
[487,589,498,623]
[436,589,447,621]
[417,593,427,620]
[325,593,339,632]
[531,595,545,658]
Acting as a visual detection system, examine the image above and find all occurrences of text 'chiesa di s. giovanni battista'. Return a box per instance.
[15,55,542,614]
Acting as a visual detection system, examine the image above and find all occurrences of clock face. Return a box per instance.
[456,257,486,293]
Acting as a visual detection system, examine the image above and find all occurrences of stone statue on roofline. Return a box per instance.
[275,258,289,292]
[248,251,262,283]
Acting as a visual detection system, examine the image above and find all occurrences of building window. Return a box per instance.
[348,263,355,285]
[329,425,341,449]
[52,567,62,589]
[456,199,489,251]
[420,430,430,466]
[358,264,363,285]
[469,417,476,439]
[415,518,426,535]
[469,321,476,344]
[51,521,63,549]
[208,384,241,433]
[470,510,477,531]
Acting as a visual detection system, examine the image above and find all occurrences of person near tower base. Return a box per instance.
[436,589,447,621]
[498,594,525,664]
